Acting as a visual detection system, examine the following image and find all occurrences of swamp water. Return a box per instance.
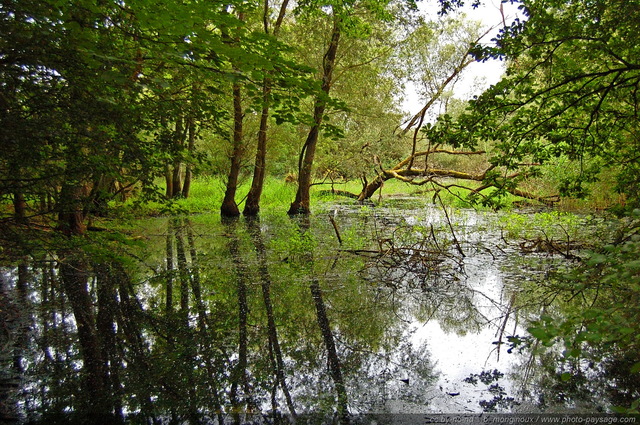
[0,200,632,423]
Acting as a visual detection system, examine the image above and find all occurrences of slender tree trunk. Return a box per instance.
[244,81,270,216]
[182,116,196,199]
[221,83,244,217]
[171,163,182,198]
[173,117,187,198]
[244,0,289,216]
[289,16,341,215]
[165,164,173,199]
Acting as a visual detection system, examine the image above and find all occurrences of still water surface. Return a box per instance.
[0,200,627,423]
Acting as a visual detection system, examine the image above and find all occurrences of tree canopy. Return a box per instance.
[428,0,640,209]
[2,0,640,236]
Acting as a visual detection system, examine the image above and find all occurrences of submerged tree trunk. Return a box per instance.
[165,223,174,316]
[225,219,254,415]
[95,263,127,421]
[295,217,349,421]
[289,15,341,215]
[221,83,244,217]
[116,273,161,424]
[310,278,349,423]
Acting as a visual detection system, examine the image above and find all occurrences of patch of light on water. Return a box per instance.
[399,216,525,413]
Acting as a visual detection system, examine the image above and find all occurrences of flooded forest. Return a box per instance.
[2,0,640,423]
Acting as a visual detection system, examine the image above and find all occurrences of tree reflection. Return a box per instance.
[245,217,296,418]
[7,210,636,422]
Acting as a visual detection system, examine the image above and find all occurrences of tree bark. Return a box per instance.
[243,81,270,216]
[221,82,244,217]
[243,0,289,216]
[288,15,341,215]
[57,183,88,236]
[181,116,196,198]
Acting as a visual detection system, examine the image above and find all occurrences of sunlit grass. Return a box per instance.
[111,174,545,219]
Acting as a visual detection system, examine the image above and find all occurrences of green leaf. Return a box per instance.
[528,327,550,342]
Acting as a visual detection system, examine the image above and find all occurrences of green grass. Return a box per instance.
[109,174,546,220]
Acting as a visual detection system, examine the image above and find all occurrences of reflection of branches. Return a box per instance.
[358,220,465,291]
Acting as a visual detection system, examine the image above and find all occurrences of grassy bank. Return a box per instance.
[112,175,548,218]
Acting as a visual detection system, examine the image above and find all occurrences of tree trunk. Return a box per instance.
[244,81,271,216]
[13,191,27,224]
[165,164,173,199]
[172,117,185,198]
[243,0,289,216]
[181,116,196,199]
[57,183,88,237]
[288,15,341,215]
[171,163,182,199]
[221,83,244,217]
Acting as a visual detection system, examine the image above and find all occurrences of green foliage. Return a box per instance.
[428,0,640,210]
[525,210,640,411]
[498,211,588,241]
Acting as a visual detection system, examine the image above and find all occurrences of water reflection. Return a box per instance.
[0,205,636,423]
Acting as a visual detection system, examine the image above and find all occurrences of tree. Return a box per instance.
[428,0,640,209]
[243,0,291,216]
[323,14,514,203]
[288,6,343,215]
[286,0,425,214]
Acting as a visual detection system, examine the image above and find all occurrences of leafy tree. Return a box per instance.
[429,0,640,209]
